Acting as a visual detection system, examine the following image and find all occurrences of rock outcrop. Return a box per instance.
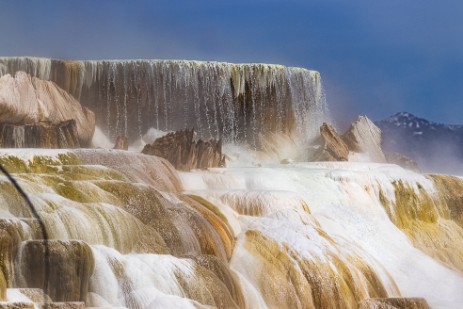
[312,117,421,168]
[313,123,349,161]
[0,120,80,149]
[42,303,85,309]
[0,72,95,146]
[112,135,128,150]
[342,116,386,162]
[142,129,225,171]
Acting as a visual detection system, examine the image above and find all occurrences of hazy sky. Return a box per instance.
[1,0,462,127]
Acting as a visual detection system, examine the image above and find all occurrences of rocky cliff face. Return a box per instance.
[0,72,95,146]
[0,57,328,147]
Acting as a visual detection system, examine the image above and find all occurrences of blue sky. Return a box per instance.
[1,0,462,127]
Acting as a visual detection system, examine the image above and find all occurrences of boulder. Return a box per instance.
[313,123,349,161]
[342,116,386,163]
[142,129,225,171]
[0,120,80,149]
[112,135,128,150]
[0,72,95,146]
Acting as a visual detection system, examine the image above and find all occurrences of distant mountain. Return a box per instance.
[375,112,463,174]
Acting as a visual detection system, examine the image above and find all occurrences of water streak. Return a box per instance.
[0,58,328,152]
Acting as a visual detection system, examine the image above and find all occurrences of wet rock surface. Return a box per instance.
[0,58,327,144]
[358,297,431,309]
[17,240,94,303]
[41,303,85,309]
[0,303,34,309]
[0,120,80,149]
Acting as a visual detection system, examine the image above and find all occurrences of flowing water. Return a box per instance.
[0,149,461,308]
[0,57,327,149]
[0,58,461,308]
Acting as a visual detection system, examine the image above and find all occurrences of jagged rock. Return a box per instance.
[112,135,128,150]
[358,298,431,309]
[0,72,95,146]
[141,129,225,171]
[342,116,386,162]
[17,240,94,303]
[313,123,349,161]
[385,152,420,172]
[0,120,80,148]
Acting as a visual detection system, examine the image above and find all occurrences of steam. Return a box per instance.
[91,127,113,149]
[411,139,463,176]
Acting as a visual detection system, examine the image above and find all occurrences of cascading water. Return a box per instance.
[12,127,25,148]
[180,162,463,309]
[0,57,462,309]
[1,149,462,308]
[0,57,328,151]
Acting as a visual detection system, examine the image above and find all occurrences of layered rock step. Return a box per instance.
[0,121,80,148]
[15,240,94,303]
[42,303,85,309]
[0,302,85,309]
[0,303,34,309]
[358,298,431,309]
